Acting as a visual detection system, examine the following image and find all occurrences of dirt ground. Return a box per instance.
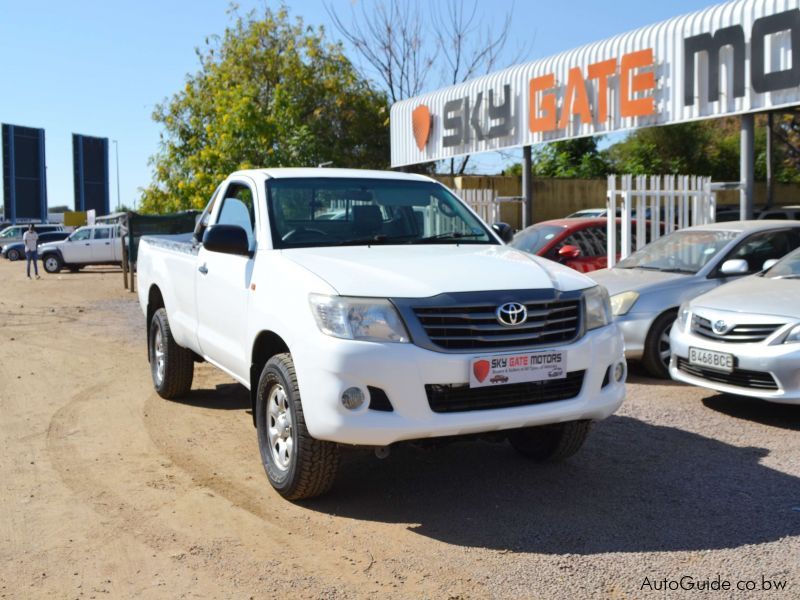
[1,258,799,599]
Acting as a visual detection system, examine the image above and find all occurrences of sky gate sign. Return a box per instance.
[391,0,800,167]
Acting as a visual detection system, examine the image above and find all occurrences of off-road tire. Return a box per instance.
[43,254,62,273]
[256,353,339,500]
[6,248,21,261]
[508,420,592,462]
[148,307,194,399]
[642,309,678,379]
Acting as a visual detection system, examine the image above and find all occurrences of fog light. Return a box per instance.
[341,387,365,410]
[614,362,626,382]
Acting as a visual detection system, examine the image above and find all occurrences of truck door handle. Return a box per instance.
[85,243,90,246]
[198,264,208,275]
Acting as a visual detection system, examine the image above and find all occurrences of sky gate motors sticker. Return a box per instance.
[469,351,567,388]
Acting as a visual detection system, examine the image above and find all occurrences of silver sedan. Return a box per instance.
[670,247,800,404]
[589,221,800,378]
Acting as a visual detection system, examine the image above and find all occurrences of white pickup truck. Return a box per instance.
[39,224,124,273]
[137,168,626,499]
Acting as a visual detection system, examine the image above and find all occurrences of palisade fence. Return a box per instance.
[606,174,716,268]
[458,189,527,229]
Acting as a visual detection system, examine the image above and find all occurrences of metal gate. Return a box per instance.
[458,189,527,229]
[606,174,716,268]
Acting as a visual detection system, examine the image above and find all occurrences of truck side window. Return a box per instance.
[94,228,111,240]
[217,183,257,251]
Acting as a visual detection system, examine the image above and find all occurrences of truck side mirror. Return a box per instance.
[492,222,514,243]
[719,258,749,275]
[203,225,250,256]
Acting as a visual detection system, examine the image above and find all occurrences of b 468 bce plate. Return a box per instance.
[689,347,734,373]
[469,350,567,388]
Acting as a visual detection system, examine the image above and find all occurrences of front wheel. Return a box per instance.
[642,310,678,379]
[148,307,194,398]
[256,353,339,500]
[43,254,62,273]
[508,420,592,462]
[6,248,21,261]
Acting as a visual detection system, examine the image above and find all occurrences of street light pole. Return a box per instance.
[112,139,121,211]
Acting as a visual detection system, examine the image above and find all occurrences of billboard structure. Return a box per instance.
[73,134,110,215]
[2,124,48,222]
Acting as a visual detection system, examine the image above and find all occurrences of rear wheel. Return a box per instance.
[256,353,339,500]
[642,310,678,379]
[508,420,592,462]
[6,248,21,261]
[148,307,194,398]
[43,254,62,273]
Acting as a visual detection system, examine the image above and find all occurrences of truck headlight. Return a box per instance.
[584,286,611,331]
[609,291,639,316]
[309,294,410,343]
[677,302,691,331]
[783,324,800,344]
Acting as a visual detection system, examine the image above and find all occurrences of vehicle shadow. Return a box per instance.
[305,415,800,554]
[167,383,250,410]
[625,362,683,386]
[702,394,800,432]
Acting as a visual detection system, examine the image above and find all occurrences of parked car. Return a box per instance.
[757,205,800,220]
[510,218,656,273]
[670,247,800,404]
[0,223,64,252]
[589,221,800,378]
[565,208,607,218]
[137,168,626,499]
[39,225,123,273]
[1,230,70,261]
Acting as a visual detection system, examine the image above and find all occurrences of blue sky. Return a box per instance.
[0,0,718,212]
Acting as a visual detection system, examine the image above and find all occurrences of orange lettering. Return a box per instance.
[587,58,616,122]
[620,49,655,118]
[557,67,592,129]
[529,74,557,133]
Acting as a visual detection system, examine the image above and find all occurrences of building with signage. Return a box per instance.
[390,0,800,223]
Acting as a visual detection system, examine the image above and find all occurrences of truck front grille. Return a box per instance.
[425,371,585,413]
[691,315,783,343]
[676,357,778,390]
[412,299,581,351]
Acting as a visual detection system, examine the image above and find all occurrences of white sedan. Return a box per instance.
[670,248,800,404]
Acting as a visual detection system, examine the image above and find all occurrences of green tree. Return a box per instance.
[503,137,609,178]
[141,6,390,212]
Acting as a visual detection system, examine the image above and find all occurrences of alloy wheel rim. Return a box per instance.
[659,323,672,367]
[267,384,293,471]
[153,328,165,384]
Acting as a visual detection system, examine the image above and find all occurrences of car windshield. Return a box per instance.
[509,225,564,254]
[765,248,800,279]
[267,178,495,248]
[616,229,738,274]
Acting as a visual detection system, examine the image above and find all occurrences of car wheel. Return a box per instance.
[43,254,62,273]
[642,309,678,379]
[7,248,21,261]
[256,353,339,500]
[148,307,194,399]
[508,420,592,462]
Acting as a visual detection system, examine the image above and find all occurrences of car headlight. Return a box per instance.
[309,294,410,343]
[783,324,800,344]
[609,291,640,316]
[677,302,691,331]
[584,286,611,331]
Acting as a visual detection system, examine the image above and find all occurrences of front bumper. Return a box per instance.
[670,325,800,404]
[292,325,626,445]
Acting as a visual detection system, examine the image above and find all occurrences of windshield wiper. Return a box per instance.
[333,234,413,246]
[412,232,485,244]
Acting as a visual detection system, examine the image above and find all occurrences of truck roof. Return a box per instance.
[231,167,436,183]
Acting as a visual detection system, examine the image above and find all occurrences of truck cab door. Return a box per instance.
[90,227,115,261]
[195,179,257,381]
[62,228,93,263]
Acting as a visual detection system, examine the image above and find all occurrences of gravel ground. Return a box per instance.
[1,260,798,599]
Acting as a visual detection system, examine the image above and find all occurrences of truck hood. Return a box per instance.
[691,275,800,319]
[588,266,692,296]
[281,245,594,297]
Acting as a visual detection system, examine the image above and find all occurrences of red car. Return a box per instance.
[510,218,654,273]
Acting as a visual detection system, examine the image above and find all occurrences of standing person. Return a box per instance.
[23,224,40,279]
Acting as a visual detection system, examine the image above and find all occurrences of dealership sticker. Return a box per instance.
[469,351,567,388]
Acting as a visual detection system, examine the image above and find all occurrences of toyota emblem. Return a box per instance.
[496,302,528,327]
[712,320,729,334]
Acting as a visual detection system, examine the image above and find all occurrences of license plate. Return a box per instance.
[689,347,734,373]
[469,350,567,388]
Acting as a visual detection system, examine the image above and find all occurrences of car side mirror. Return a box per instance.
[492,222,514,243]
[558,244,582,259]
[762,258,779,271]
[720,258,749,275]
[202,225,250,256]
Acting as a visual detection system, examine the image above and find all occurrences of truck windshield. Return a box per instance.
[266,178,496,248]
